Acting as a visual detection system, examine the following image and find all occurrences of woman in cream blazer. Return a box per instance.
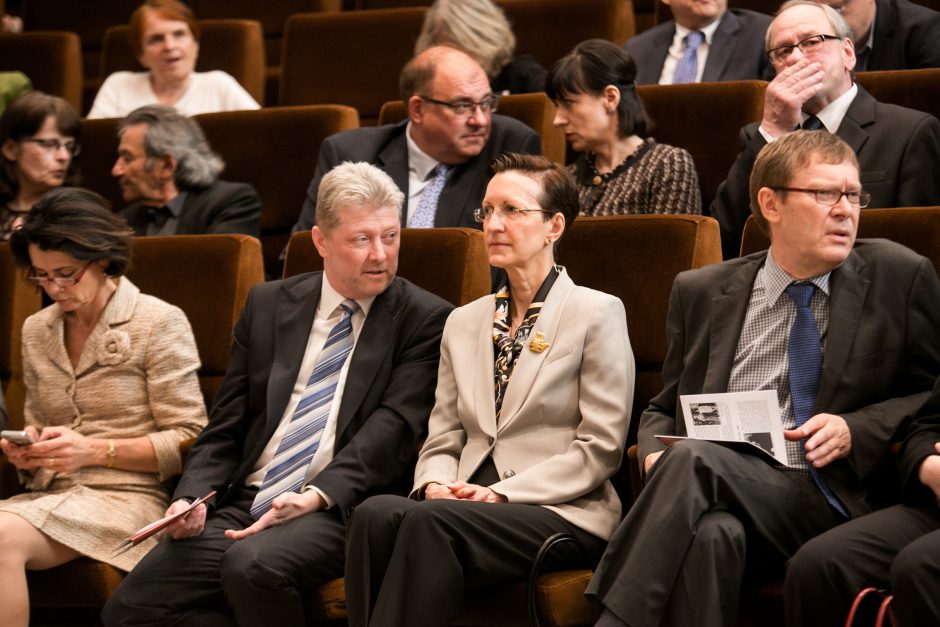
[345,153,635,627]
[0,189,206,627]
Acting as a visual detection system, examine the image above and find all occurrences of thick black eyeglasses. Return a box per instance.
[420,95,500,118]
[767,34,842,63]
[772,187,871,207]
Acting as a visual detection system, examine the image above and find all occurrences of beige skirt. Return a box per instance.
[0,481,170,572]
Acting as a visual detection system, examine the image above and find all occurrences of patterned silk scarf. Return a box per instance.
[492,267,559,420]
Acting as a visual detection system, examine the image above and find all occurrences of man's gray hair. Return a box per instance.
[117,105,224,190]
[766,0,853,49]
[316,162,405,231]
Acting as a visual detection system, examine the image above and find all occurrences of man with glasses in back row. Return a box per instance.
[291,45,540,233]
[710,0,940,259]
[587,129,940,627]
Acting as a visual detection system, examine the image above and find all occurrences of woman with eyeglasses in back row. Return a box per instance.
[0,188,207,627]
[0,91,81,240]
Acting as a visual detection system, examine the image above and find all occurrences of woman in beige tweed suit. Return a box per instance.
[0,188,207,627]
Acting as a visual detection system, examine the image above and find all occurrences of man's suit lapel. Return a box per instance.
[643,27,674,84]
[376,123,411,225]
[836,86,876,154]
[496,271,575,432]
[333,280,402,440]
[702,11,741,82]
[705,257,764,391]
[265,274,322,443]
[815,252,870,411]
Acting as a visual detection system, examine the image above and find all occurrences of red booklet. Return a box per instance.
[113,490,216,555]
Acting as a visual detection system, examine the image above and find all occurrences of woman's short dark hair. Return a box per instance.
[488,153,579,235]
[10,187,133,277]
[0,91,81,203]
[545,39,650,139]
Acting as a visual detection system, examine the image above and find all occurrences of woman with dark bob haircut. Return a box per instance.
[0,188,206,626]
[0,91,81,240]
[344,153,634,627]
[547,39,702,216]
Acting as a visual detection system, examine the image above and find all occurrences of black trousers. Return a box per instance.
[101,491,346,627]
[786,503,940,627]
[344,494,606,627]
[586,439,844,627]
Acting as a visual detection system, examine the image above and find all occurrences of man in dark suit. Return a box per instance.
[113,105,261,238]
[815,0,940,71]
[710,0,940,259]
[625,0,773,85]
[587,130,940,627]
[292,45,540,233]
[102,162,452,626]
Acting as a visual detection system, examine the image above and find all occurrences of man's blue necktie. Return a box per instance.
[785,283,849,518]
[673,31,704,84]
[411,163,450,228]
[250,300,359,519]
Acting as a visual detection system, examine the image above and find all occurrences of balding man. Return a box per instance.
[710,0,940,259]
[292,45,540,232]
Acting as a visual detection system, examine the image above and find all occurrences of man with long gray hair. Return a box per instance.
[112,105,261,237]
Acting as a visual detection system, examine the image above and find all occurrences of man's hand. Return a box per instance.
[225,490,324,541]
[761,58,825,137]
[165,500,207,539]
[446,481,507,503]
[917,442,940,503]
[644,450,665,474]
[784,413,851,468]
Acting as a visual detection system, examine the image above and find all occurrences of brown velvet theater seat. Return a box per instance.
[280,8,427,125]
[19,234,263,613]
[379,92,567,164]
[0,31,83,111]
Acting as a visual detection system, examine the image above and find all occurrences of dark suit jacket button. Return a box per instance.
[503,470,515,478]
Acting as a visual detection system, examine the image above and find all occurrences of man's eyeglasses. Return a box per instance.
[772,187,871,207]
[26,261,93,288]
[21,137,81,157]
[420,95,499,118]
[766,34,842,63]
[473,205,553,223]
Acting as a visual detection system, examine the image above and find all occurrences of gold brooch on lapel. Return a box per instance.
[529,331,550,353]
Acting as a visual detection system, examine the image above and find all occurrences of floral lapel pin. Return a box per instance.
[529,331,551,353]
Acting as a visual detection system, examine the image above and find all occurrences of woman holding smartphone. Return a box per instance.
[0,188,206,627]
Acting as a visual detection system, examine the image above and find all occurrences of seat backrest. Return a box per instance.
[100,19,266,104]
[556,214,722,447]
[740,207,940,273]
[21,0,137,86]
[0,31,83,111]
[283,228,490,307]
[190,0,342,68]
[194,105,360,276]
[0,242,42,428]
[498,0,635,68]
[378,92,566,163]
[124,234,264,406]
[637,80,766,211]
[280,8,427,124]
[856,69,940,124]
[77,116,123,210]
